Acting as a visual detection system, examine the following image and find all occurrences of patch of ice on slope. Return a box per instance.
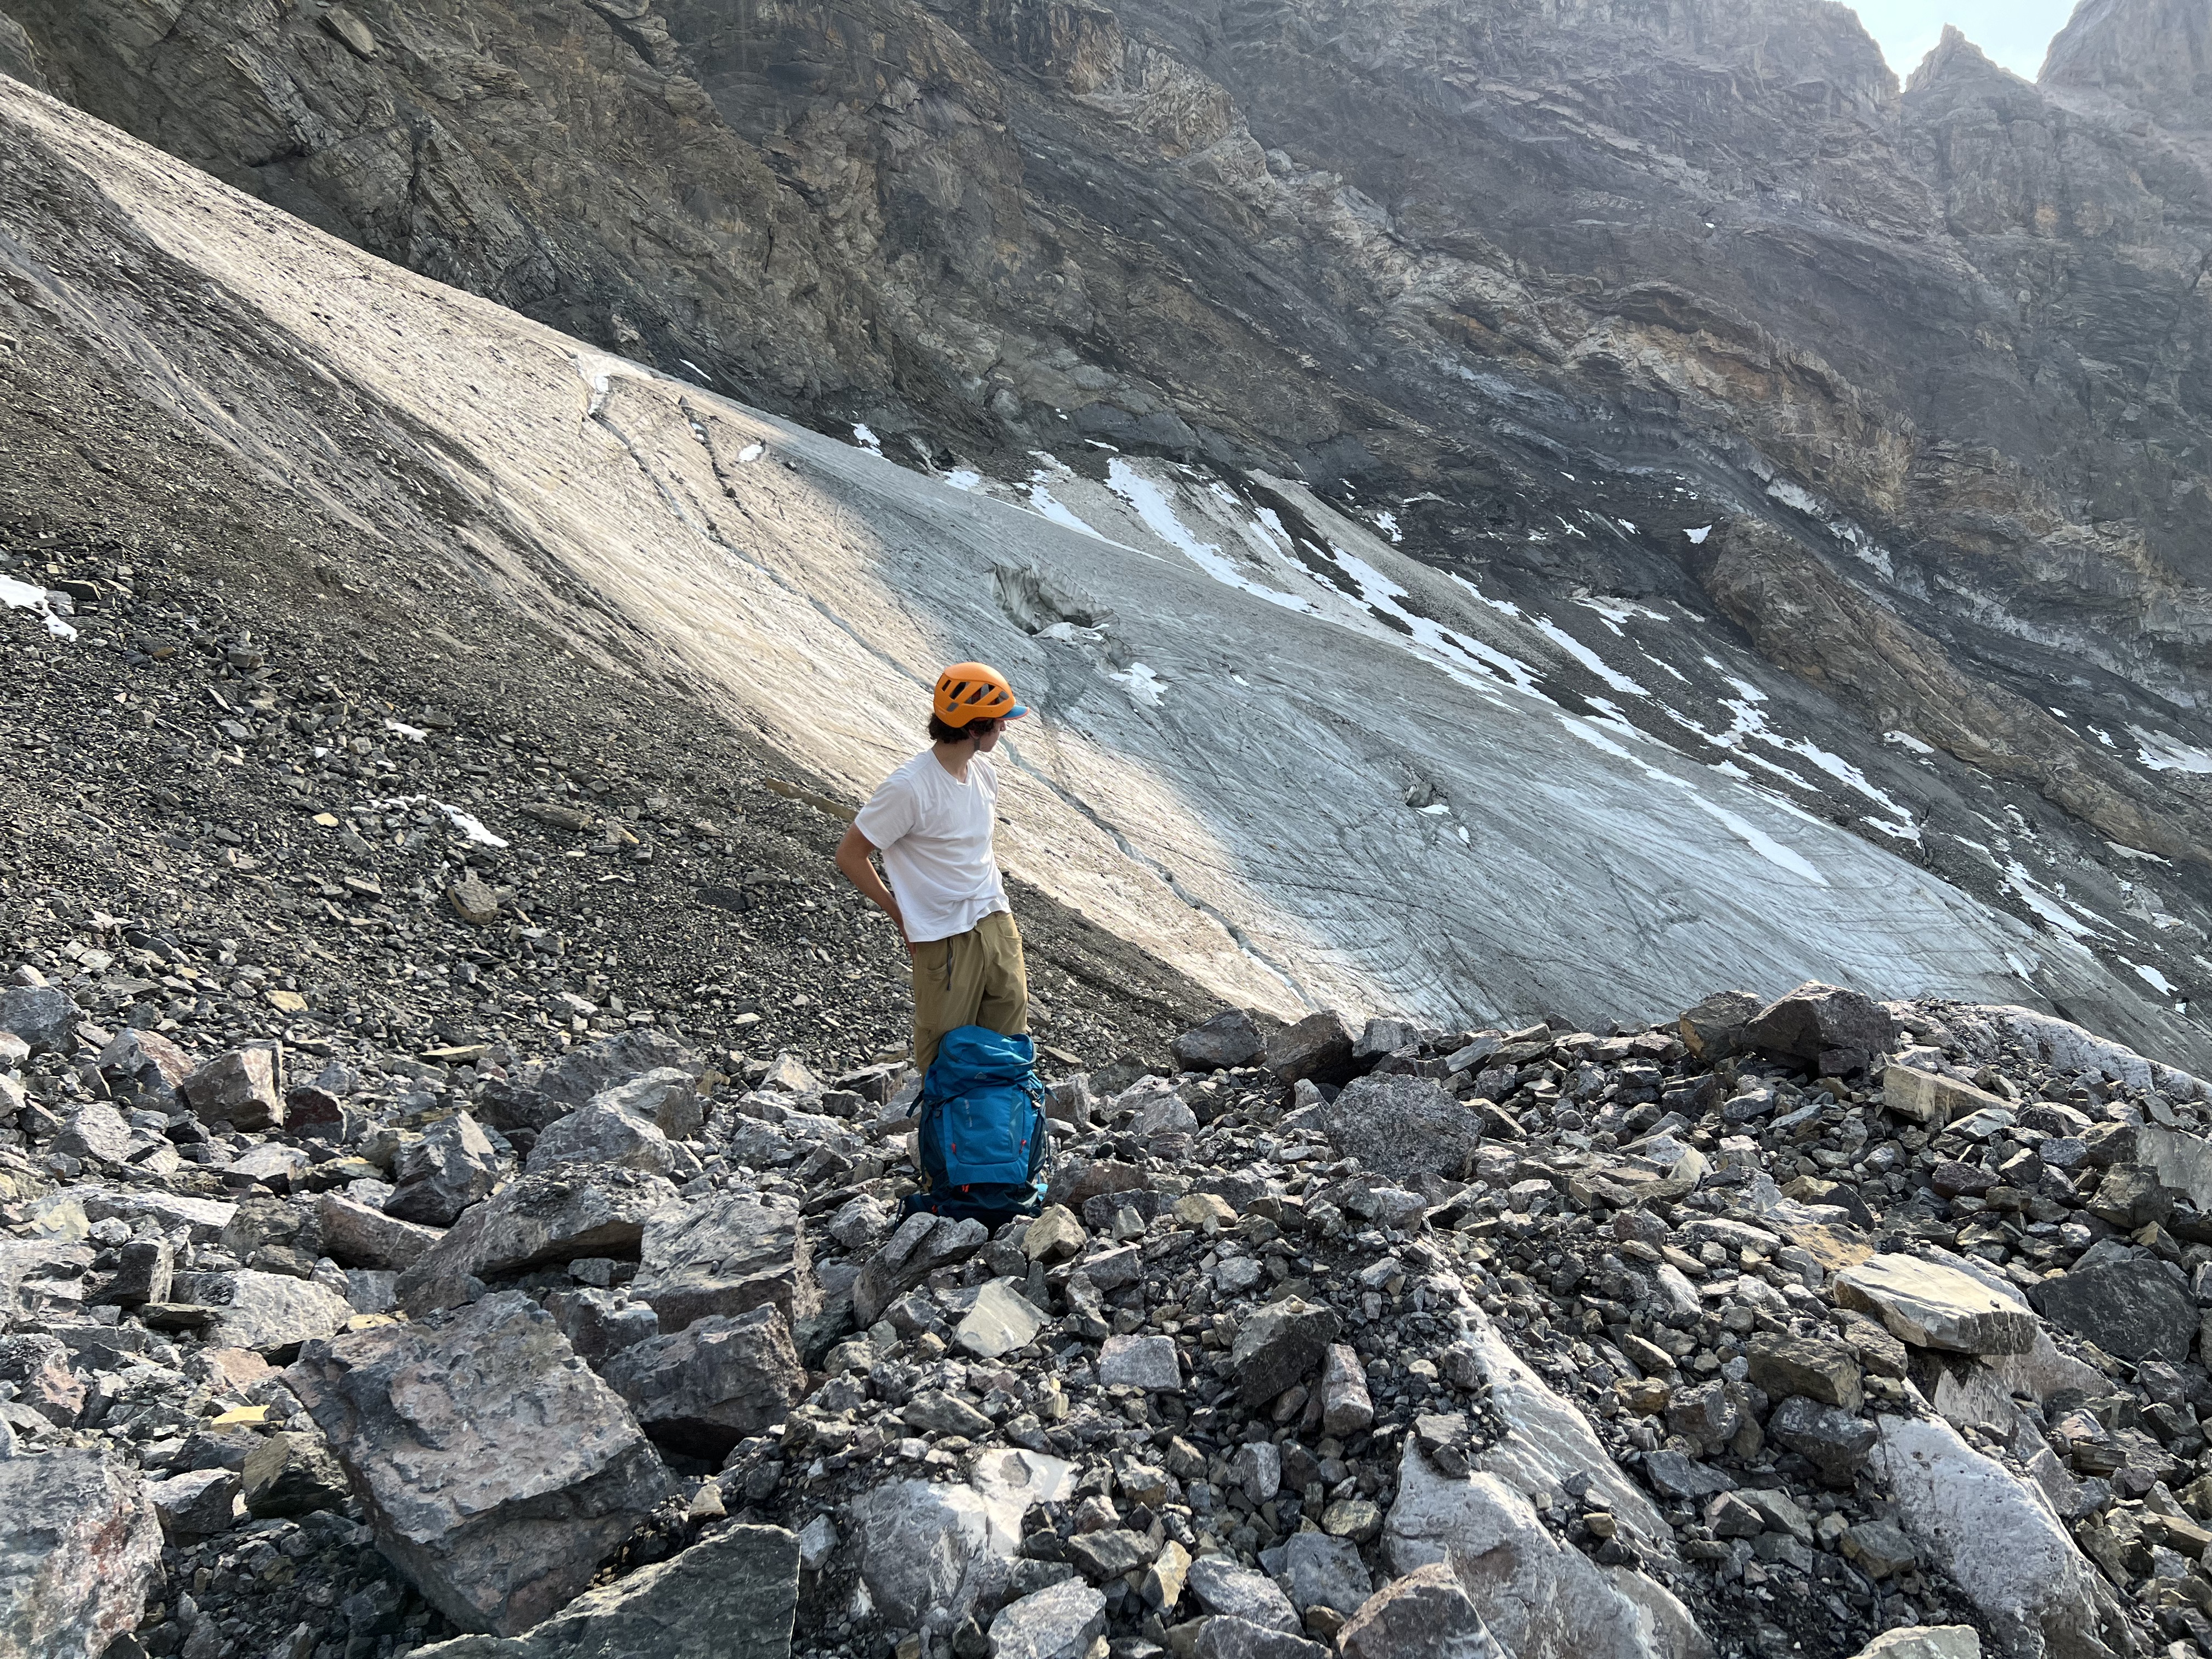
[2131,726,2212,774]
[0,573,77,640]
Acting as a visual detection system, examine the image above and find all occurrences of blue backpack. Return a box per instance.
[907,1026,1050,1225]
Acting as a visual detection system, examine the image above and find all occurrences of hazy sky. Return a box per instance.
[1846,0,2080,82]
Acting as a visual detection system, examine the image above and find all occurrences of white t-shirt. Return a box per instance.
[853,750,1011,943]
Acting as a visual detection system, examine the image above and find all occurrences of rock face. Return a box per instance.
[286,1293,672,1635]
[0,1449,163,1659]
[408,1525,800,1659]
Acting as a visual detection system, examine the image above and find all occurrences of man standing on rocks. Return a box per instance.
[836,662,1031,1074]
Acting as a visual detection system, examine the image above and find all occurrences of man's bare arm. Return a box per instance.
[835,824,912,951]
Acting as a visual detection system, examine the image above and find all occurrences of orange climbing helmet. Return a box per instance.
[933,662,1027,726]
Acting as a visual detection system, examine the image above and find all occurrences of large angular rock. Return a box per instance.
[201,1270,352,1359]
[849,1478,1001,1635]
[1187,1555,1299,1631]
[241,1431,352,1519]
[851,1210,983,1327]
[0,1449,163,1659]
[1231,1297,1341,1407]
[597,1305,805,1459]
[1851,1630,1980,1659]
[1318,1071,1484,1183]
[0,984,77,1054]
[1871,1414,2121,1659]
[1745,1333,1863,1412]
[988,1580,1108,1659]
[1339,1564,1509,1659]
[1260,1531,1373,1616]
[397,1165,680,1316]
[1097,1333,1182,1392]
[1741,982,1894,1074]
[594,1066,704,1139]
[476,1029,696,1134]
[0,1332,85,1423]
[145,1466,241,1538]
[1265,1011,1358,1087]
[1835,1255,2038,1355]
[387,1111,502,1226]
[1768,1397,1877,1488]
[318,1192,443,1271]
[635,1190,816,1333]
[287,1291,672,1635]
[1386,1457,1703,1659]
[1675,990,1762,1059]
[525,1097,684,1180]
[1174,1009,1267,1072]
[179,1046,285,1130]
[1881,1065,2011,1128]
[96,1028,196,1098]
[956,1279,1046,1360]
[409,1525,799,1659]
[2027,1252,2198,1362]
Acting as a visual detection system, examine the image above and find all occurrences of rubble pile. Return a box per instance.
[11,973,2212,1659]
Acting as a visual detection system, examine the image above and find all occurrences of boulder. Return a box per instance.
[956,1280,1047,1360]
[1097,1333,1182,1392]
[851,1210,981,1328]
[597,1305,805,1459]
[525,1097,685,1180]
[2027,1252,2198,1362]
[145,1466,241,1538]
[635,1189,816,1332]
[1385,1457,1704,1659]
[0,1449,162,1659]
[101,1237,173,1307]
[179,1047,285,1130]
[1187,1555,1299,1631]
[1230,1297,1341,1407]
[1871,1414,2120,1659]
[1850,1630,1980,1659]
[0,1333,84,1424]
[387,1111,502,1226]
[1317,1071,1483,1183]
[286,1291,671,1635]
[987,1580,1108,1659]
[547,1288,661,1364]
[594,1066,704,1139]
[1741,982,1894,1074]
[1260,1531,1372,1615]
[1339,1564,1509,1659]
[476,1028,695,1134]
[96,1028,196,1098]
[1834,1255,2038,1355]
[1745,1333,1863,1412]
[1768,1397,1877,1488]
[849,1478,1002,1635]
[241,1431,352,1519]
[1675,990,1762,1059]
[203,1270,351,1358]
[1881,1065,2011,1128]
[409,1525,799,1659]
[54,1104,132,1166]
[397,1164,680,1316]
[0,984,76,1054]
[1265,1011,1358,1087]
[1191,1618,1328,1659]
[317,1191,444,1271]
[1173,1009,1267,1071]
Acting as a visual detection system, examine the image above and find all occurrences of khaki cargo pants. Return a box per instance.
[911,910,1029,1074]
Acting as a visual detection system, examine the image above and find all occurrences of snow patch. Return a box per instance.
[383,719,428,743]
[1111,662,1168,707]
[1883,730,1934,755]
[2130,726,2212,774]
[736,442,766,464]
[851,424,882,454]
[371,795,510,849]
[0,573,77,640]
[1684,526,1712,545]
[2135,962,2176,996]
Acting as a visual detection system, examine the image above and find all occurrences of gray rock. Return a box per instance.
[1675,990,1763,1059]
[1339,1564,1510,1659]
[546,1288,661,1364]
[1321,1341,1375,1435]
[1767,1396,1878,1488]
[145,1466,240,1538]
[1265,1011,1357,1087]
[179,1047,285,1130]
[397,1164,680,1316]
[849,1478,1000,1634]
[636,1189,816,1333]
[477,1029,695,1134]
[593,1066,704,1139]
[1834,1254,2038,1355]
[1638,1449,1736,1502]
[204,1270,351,1358]
[101,1237,173,1307]
[1741,981,1894,1074]
[1187,1554,1299,1632]
[0,984,76,1054]
[1262,1530,1373,1615]
[1096,1333,1181,1392]
[1229,1296,1341,1407]
[1318,1071,1485,1183]
[0,1448,162,1659]
[1849,1630,1980,1659]
[0,1332,86,1424]
[2027,1251,2199,1362]
[54,1103,132,1165]
[287,1291,671,1635]
[1191,1615,1330,1659]
[850,1210,981,1328]
[95,1028,195,1097]
[525,1097,684,1180]
[597,1304,805,1460]
[386,1111,502,1227]
[408,1525,799,1659]
[1173,1009,1267,1071]
[956,1279,1046,1360]
[241,1431,352,1519]
[987,1578,1107,1659]
[317,1192,444,1271]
